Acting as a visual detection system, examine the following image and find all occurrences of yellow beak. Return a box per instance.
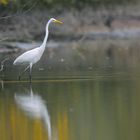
[54,19,63,24]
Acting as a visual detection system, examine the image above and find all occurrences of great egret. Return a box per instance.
[13,18,62,81]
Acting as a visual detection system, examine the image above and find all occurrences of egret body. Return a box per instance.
[13,18,62,81]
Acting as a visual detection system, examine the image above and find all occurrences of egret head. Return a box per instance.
[50,18,63,24]
[46,18,62,32]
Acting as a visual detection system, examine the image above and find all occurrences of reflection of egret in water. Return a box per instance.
[15,85,51,139]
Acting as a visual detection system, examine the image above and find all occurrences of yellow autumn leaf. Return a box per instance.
[0,0,8,5]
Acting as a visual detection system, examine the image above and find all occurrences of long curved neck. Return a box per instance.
[37,19,52,60]
[42,20,52,47]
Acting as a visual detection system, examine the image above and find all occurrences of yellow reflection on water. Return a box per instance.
[57,111,69,140]
[1,74,140,140]
[0,100,49,140]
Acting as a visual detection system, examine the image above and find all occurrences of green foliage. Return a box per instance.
[0,0,139,10]
[0,0,9,5]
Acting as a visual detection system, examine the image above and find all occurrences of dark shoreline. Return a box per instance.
[0,5,140,54]
[0,5,140,41]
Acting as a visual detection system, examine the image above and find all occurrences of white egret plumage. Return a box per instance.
[13,18,62,81]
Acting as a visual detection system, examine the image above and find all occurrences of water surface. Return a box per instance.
[1,40,140,140]
[0,68,140,140]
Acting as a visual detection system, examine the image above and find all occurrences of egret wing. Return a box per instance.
[13,48,40,65]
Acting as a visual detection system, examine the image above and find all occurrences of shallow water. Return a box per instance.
[1,40,140,140]
[1,67,140,140]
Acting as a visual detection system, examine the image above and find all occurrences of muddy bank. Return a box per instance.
[0,6,140,42]
[1,6,140,53]
[0,35,140,55]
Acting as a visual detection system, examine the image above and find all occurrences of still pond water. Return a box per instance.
[1,42,140,140]
[1,70,140,140]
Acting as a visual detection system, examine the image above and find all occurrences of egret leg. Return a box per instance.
[29,63,33,82]
[18,65,30,81]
